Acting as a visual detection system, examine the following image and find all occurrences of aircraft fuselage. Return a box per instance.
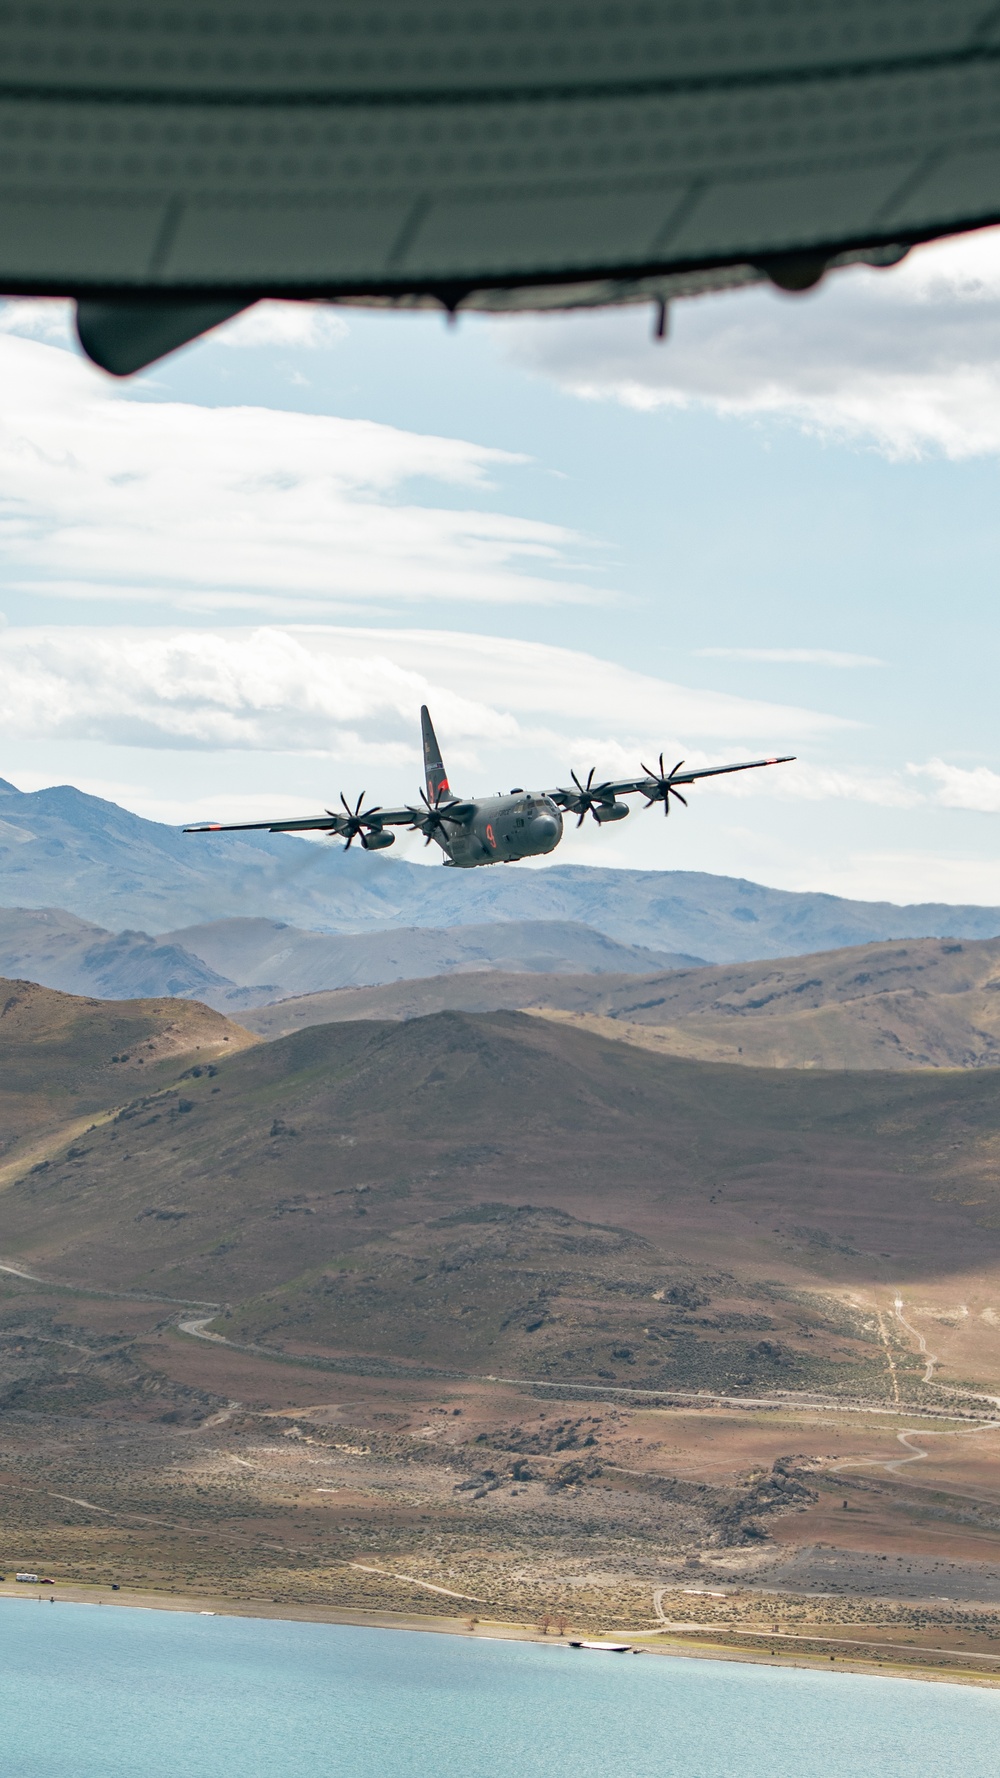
[439,793,564,867]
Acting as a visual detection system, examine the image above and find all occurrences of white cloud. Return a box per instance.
[0,298,74,344]
[503,228,1000,460]
[216,301,350,350]
[0,296,349,353]
[0,334,598,612]
[0,624,843,767]
[717,761,920,809]
[695,647,882,668]
[914,760,1000,815]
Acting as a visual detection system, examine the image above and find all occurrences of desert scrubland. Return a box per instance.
[3,975,1000,1680]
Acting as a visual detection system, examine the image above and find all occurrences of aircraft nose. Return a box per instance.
[530,814,559,841]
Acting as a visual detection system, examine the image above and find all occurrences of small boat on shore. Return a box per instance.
[568,1640,632,1653]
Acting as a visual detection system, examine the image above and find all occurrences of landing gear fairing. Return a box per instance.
[185,708,794,869]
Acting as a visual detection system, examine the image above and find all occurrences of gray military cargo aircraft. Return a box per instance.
[185,707,793,868]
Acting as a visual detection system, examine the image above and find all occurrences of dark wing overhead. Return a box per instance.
[549,755,795,820]
[0,6,998,370]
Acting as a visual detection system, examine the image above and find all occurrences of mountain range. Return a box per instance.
[4,774,1000,962]
[7,905,1000,1070]
[0,907,690,1007]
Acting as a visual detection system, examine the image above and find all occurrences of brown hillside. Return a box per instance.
[242,935,1000,1070]
[5,996,1000,1640]
[0,976,257,1163]
[6,1008,1000,1402]
[237,969,601,1036]
[550,934,1000,1070]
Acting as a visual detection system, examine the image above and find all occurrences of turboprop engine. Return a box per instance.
[593,802,629,823]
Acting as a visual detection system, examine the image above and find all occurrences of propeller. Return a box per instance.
[563,767,615,827]
[328,791,385,848]
[641,754,689,817]
[407,787,468,847]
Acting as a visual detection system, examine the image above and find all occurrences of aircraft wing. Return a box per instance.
[600,755,796,797]
[183,805,419,836]
[548,754,795,815]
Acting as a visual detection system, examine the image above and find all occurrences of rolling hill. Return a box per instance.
[0,977,256,1168]
[241,935,1000,1071]
[7,985,1000,1635]
[239,970,602,1036]
[531,935,1000,1071]
[5,995,1000,1401]
[4,774,1000,961]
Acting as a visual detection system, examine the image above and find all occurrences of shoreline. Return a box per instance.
[2,1581,997,1690]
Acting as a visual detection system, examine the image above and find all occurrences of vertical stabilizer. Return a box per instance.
[420,706,451,803]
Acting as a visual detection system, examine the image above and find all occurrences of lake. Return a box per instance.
[1,1598,997,1778]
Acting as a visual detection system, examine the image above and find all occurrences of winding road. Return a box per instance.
[833,1291,1000,1477]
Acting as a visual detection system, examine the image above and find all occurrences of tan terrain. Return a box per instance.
[2,985,1000,1677]
[0,977,257,1180]
[243,935,1000,1071]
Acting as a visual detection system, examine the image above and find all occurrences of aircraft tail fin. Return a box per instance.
[421,706,451,803]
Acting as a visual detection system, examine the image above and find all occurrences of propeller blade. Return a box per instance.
[641,755,689,815]
[568,766,604,813]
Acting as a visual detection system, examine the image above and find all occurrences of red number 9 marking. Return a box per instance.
[486,823,496,848]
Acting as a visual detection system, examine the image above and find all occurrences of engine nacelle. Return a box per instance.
[361,829,395,850]
[594,801,629,823]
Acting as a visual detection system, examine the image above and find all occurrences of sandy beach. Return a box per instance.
[3,1579,998,1689]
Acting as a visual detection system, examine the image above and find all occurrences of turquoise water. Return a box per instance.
[1,1599,997,1778]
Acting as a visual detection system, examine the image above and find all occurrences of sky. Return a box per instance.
[3,227,1000,904]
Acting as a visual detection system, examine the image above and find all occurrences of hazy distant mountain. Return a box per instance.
[0,906,232,1002]
[166,916,693,1000]
[0,906,691,1006]
[3,774,1000,962]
